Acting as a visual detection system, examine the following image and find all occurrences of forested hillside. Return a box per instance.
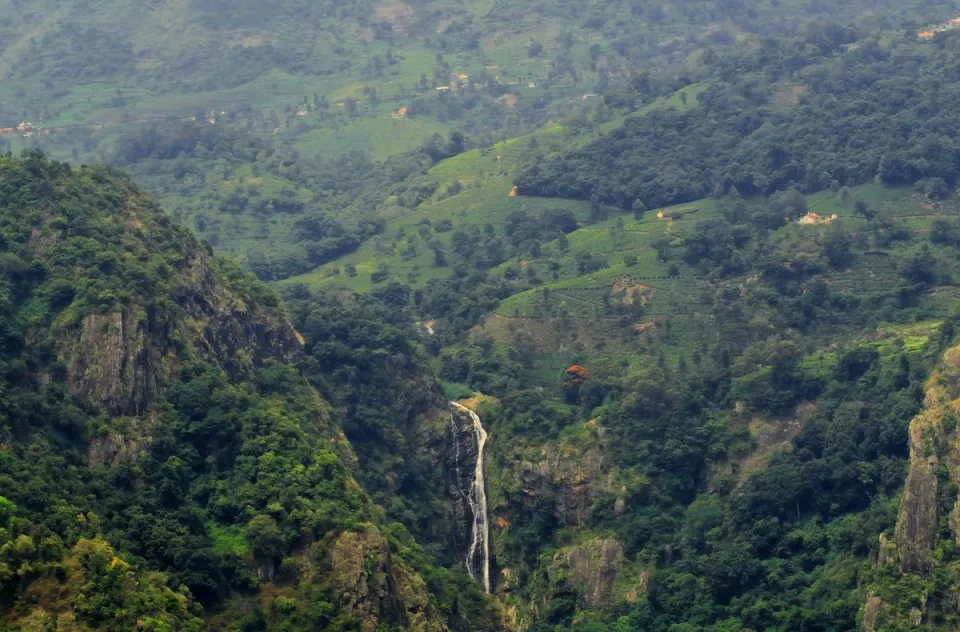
[0,152,500,631]
[285,19,960,631]
[515,30,960,209]
[5,0,958,281]
[8,0,960,631]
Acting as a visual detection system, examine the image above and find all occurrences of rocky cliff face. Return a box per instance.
[495,421,628,529]
[519,439,618,527]
[894,406,943,574]
[87,412,158,466]
[59,253,301,421]
[330,526,447,632]
[443,406,487,577]
[861,342,960,630]
[484,417,650,627]
[7,164,307,464]
[547,538,627,608]
[65,308,161,416]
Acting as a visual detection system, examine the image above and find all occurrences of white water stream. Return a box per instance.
[450,401,490,593]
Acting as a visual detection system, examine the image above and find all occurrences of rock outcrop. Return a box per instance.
[860,595,882,632]
[521,443,610,527]
[508,422,628,527]
[894,407,942,573]
[861,341,960,630]
[66,309,160,416]
[548,538,626,608]
[894,344,960,574]
[172,256,301,375]
[444,406,487,573]
[59,257,301,420]
[330,526,446,632]
[87,413,158,466]
[15,171,308,463]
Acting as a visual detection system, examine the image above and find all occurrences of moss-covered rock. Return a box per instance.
[330,525,447,632]
[863,342,960,629]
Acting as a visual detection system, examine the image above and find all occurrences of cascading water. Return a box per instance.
[450,401,491,593]
[449,411,463,500]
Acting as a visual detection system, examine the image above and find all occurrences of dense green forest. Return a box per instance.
[0,153,499,631]
[9,0,960,631]
[515,29,960,209]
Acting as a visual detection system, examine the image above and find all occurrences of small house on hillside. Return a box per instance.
[796,212,837,225]
[391,107,408,119]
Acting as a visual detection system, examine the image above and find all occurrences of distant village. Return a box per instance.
[432,71,533,93]
[430,70,596,97]
[917,17,960,38]
[433,71,474,92]
[0,66,601,145]
[388,70,598,119]
[0,122,50,139]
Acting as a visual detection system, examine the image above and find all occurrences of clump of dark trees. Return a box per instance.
[516,29,960,211]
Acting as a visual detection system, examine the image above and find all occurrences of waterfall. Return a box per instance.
[449,411,463,498]
[450,401,491,593]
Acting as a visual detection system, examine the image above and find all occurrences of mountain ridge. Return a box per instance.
[0,151,502,631]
